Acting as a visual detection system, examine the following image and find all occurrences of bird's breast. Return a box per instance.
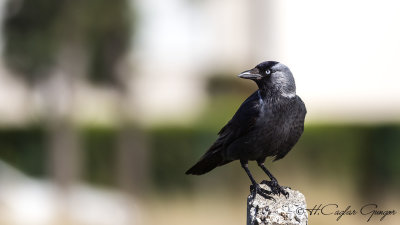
[253,101,294,155]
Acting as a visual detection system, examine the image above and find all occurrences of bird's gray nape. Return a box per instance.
[272,71,296,98]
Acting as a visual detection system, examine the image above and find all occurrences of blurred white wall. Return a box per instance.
[0,160,138,225]
[130,0,253,124]
[275,0,400,122]
[131,0,400,123]
[1,0,400,125]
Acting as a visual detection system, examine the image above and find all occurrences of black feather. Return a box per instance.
[185,61,306,181]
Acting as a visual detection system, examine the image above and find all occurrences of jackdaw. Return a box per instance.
[186,61,306,197]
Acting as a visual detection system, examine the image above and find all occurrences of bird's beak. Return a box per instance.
[238,68,262,80]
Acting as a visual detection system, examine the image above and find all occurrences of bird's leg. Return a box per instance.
[240,160,273,199]
[257,161,289,198]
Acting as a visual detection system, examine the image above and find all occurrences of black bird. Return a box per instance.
[186,61,306,197]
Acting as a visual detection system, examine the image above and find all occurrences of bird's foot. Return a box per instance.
[261,180,289,198]
[250,184,275,201]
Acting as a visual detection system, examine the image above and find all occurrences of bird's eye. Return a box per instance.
[265,69,271,75]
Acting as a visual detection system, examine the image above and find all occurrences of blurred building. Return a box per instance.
[132,0,400,124]
[1,0,400,126]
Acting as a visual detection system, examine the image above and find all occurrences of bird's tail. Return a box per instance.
[185,150,224,175]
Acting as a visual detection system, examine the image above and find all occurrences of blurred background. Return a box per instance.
[0,0,399,224]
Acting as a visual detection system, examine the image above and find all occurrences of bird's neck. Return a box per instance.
[257,82,280,98]
[258,86,296,99]
[257,80,296,99]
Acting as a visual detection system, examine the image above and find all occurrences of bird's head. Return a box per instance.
[238,61,296,98]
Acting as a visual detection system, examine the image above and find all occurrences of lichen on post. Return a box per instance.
[247,182,308,225]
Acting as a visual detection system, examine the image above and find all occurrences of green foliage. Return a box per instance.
[74,0,133,85]
[3,0,66,80]
[149,126,215,190]
[81,127,117,186]
[0,124,399,195]
[296,124,366,177]
[0,126,46,177]
[136,124,400,196]
[3,0,133,85]
[359,125,400,194]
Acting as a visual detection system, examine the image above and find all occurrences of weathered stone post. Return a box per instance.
[247,182,308,225]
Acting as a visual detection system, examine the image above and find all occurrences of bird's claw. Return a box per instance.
[261,180,289,198]
[250,184,275,201]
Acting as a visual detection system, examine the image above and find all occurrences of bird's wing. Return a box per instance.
[210,91,261,152]
[186,92,261,175]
